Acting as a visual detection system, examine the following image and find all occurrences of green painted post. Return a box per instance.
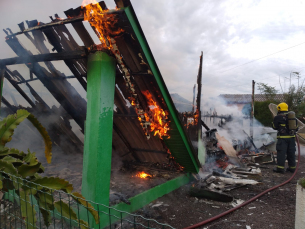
[81,51,116,208]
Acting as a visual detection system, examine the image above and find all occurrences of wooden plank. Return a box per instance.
[8,69,50,110]
[1,97,17,112]
[115,72,130,101]
[0,50,87,66]
[4,69,84,151]
[26,20,69,74]
[4,71,36,108]
[115,34,148,73]
[39,22,87,90]
[114,0,131,8]
[5,36,87,131]
[64,7,95,47]
[114,86,129,114]
[113,123,140,161]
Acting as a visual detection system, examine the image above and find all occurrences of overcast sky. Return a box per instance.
[1,0,305,102]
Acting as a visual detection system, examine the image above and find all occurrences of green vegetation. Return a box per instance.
[0,110,99,229]
[254,101,278,127]
[298,177,305,189]
[254,82,305,126]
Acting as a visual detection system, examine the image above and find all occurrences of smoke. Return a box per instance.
[202,95,277,148]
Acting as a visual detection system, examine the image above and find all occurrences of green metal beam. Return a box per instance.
[81,51,116,207]
[124,6,200,173]
[97,173,193,228]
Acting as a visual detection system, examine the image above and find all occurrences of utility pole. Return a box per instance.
[292,72,300,90]
[250,80,255,139]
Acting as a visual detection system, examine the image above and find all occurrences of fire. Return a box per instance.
[141,90,170,139]
[136,171,152,179]
[82,1,170,140]
[193,111,199,125]
[82,0,123,50]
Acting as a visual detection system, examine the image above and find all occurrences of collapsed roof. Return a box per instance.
[0,0,201,173]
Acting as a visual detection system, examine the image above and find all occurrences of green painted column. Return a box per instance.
[81,51,116,206]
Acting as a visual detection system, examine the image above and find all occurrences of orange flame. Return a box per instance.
[136,171,152,179]
[141,90,170,139]
[82,1,123,50]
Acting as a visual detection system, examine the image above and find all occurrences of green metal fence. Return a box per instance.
[0,171,174,229]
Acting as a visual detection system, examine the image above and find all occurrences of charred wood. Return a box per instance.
[5,8,124,38]
[4,71,36,108]
[189,187,233,202]
[16,76,75,84]
[113,123,141,162]
[114,0,131,8]
[64,7,95,47]
[5,36,86,131]
[41,22,87,90]
[1,97,17,113]
[0,50,87,66]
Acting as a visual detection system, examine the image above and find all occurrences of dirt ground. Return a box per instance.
[135,154,305,229]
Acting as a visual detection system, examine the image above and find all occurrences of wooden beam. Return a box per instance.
[4,9,123,38]
[16,76,76,84]
[0,49,87,66]
[40,20,88,90]
[1,97,17,112]
[64,7,95,47]
[113,123,141,162]
[4,71,36,108]
[5,36,87,131]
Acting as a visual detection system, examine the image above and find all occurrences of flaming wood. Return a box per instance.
[64,7,95,47]
[0,50,87,66]
[5,10,124,38]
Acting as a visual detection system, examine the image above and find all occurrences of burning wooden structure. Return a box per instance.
[0,0,203,225]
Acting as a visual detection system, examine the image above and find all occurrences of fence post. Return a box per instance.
[295,179,305,229]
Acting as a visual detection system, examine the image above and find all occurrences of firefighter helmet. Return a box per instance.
[277,102,288,111]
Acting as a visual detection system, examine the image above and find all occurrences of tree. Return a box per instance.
[254,83,280,126]
[257,83,278,101]
[283,85,305,119]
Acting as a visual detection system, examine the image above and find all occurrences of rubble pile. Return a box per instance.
[191,123,277,202]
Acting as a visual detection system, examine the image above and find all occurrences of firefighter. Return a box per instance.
[272,102,296,173]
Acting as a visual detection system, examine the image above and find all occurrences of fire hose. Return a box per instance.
[184,136,301,229]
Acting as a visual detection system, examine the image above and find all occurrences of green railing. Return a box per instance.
[0,171,174,229]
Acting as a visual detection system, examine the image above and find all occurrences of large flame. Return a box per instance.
[141,90,170,139]
[82,1,170,140]
[82,0,123,50]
